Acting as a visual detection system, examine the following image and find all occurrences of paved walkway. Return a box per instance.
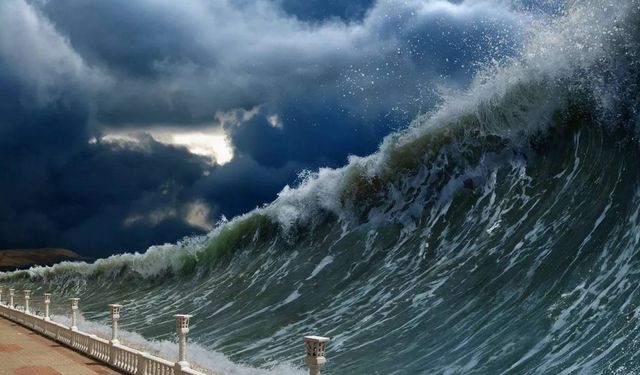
[0,317,122,375]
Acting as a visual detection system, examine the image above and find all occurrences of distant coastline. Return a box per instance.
[0,248,87,272]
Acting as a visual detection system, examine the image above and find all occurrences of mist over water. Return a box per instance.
[3,0,640,373]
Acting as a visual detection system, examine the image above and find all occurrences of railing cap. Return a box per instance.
[174,314,192,330]
[304,336,330,343]
[109,304,122,318]
[69,297,80,308]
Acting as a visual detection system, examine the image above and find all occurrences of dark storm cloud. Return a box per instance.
[226,103,398,168]
[53,139,212,253]
[0,0,536,256]
[194,155,306,218]
[0,99,212,255]
[0,0,214,255]
[35,0,526,125]
[276,0,376,21]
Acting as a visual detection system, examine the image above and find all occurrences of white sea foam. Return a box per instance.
[52,314,305,375]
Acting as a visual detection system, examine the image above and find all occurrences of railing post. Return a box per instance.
[88,334,97,357]
[109,341,118,367]
[24,290,31,314]
[109,304,122,343]
[174,314,192,374]
[69,298,79,331]
[9,288,14,307]
[44,293,51,321]
[137,352,149,375]
[0,287,3,305]
[304,336,330,375]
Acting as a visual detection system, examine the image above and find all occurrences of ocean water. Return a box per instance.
[2,0,640,374]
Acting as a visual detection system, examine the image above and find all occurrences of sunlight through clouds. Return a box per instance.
[98,128,234,165]
[156,130,233,165]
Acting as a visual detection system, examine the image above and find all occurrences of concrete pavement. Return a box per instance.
[0,317,122,375]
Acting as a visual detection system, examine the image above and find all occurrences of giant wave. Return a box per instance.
[2,0,640,374]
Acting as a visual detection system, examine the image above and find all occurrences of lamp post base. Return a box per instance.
[175,360,191,375]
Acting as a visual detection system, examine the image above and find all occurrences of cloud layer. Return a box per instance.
[0,0,539,256]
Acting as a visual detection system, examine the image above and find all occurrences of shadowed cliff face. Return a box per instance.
[0,248,85,272]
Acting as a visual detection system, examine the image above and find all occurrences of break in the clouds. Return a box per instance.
[0,0,542,256]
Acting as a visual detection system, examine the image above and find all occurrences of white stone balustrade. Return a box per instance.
[0,286,333,375]
[304,335,330,375]
[0,290,211,375]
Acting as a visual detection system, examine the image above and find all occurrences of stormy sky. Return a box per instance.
[0,0,557,256]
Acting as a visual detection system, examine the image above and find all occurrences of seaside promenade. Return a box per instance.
[0,288,332,375]
[0,317,121,375]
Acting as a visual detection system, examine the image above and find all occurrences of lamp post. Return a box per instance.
[69,298,79,331]
[304,336,330,375]
[44,293,52,321]
[108,304,122,367]
[174,314,193,372]
[23,290,31,314]
[109,304,122,343]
